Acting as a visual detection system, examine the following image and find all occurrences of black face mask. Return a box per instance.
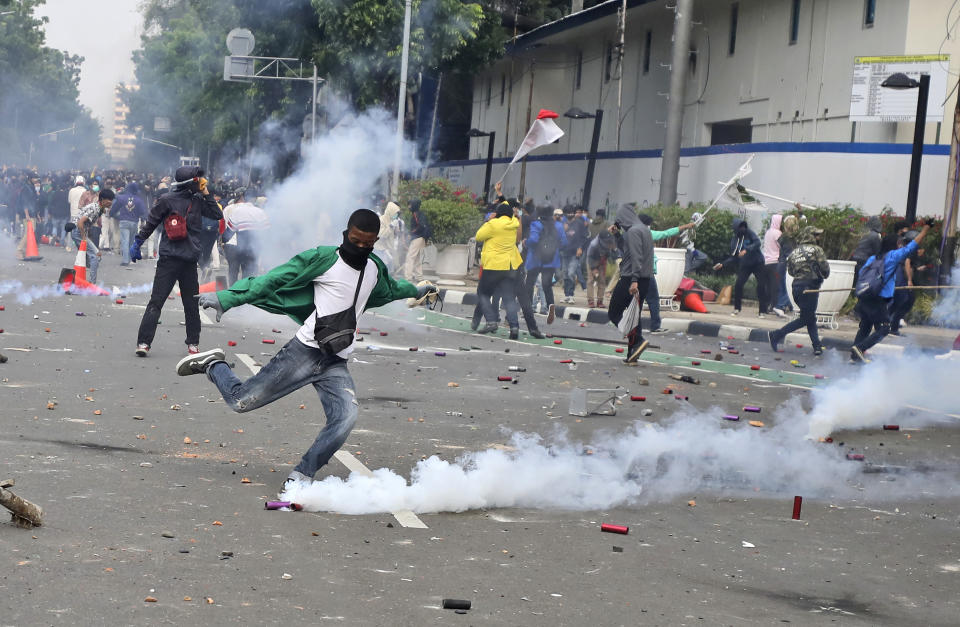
[339,230,373,270]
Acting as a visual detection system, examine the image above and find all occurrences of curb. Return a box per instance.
[437,288,926,357]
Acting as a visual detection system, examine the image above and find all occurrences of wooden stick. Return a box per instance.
[0,485,43,527]
[802,285,960,294]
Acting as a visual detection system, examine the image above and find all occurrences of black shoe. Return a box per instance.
[509,327,519,340]
[768,331,780,353]
[850,346,871,364]
[813,346,823,356]
[529,330,545,339]
[478,322,498,334]
[176,348,226,376]
[470,308,483,331]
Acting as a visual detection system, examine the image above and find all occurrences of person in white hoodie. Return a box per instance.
[762,214,784,317]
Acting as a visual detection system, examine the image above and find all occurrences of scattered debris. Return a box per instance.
[442,599,471,610]
[560,359,573,364]
[669,374,699,384]
[630,396,646,401]
[749,420,765,428]
[600,523,628,534]
[615,348,624,353]
[447,382,459,388]
[846,453,865,461]
[508,366,526,372]
[554,339,562,345]
[612,546,624,552]
[792,496,803,520]
[0,478,43,527]
[883,424,899,431]
[262,339,275,344]
[281,573,293,580]
[723,414,739,421]
[228,341,237,347]
[144,596,158,603]
[741,541,755,548]
[434,352,446,357]
[409,347,418,351]
[743,406,761,413]
[750,365,760,371]
[161,532,174,538]
[687,500,696,507]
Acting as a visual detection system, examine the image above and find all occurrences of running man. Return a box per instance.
[175,209,436,498]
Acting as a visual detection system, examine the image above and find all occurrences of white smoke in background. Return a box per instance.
[255,105,417,268]
[282,356,960,515]
[806,355,960,438]
[0,279,154,305]
[931,262,960,327]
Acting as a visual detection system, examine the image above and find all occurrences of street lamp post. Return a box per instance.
[467,128,496,204]
[564,107,603,213]
[882,72,930,224]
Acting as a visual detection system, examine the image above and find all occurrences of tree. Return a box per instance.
[0,0,106,168]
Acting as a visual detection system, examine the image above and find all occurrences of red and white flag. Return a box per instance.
[510,109,564,164]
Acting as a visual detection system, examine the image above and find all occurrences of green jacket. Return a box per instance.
[217,246,418,325]
[649,227,680,275]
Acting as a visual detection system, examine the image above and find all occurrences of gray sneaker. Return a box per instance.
[176,348,226,376]
[278,470,313,500]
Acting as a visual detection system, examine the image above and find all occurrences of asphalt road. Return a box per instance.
[1,247,959,626]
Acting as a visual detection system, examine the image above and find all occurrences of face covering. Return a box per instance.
[92,185,100,192]
[34,185,41,193]
[339,230,373,270]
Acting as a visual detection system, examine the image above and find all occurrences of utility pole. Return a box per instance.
[503,0,520,157]
[658,0,693,206]
[942,75,960,287]
[518,59,535,200]
[423,72,442,177]
[615,0,627,151]
[391,0,413,200]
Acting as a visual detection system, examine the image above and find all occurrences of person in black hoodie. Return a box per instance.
[713,218,768,316]
[129,166,223,357]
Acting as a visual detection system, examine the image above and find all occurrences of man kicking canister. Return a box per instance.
[175,209,437,498]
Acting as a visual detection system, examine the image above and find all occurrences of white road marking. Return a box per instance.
[235,352,428,529]
[198,309,213,325]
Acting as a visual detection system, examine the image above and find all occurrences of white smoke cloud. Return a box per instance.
[931,262,960,327]
[281,356,960,515]
[254,105,418,268]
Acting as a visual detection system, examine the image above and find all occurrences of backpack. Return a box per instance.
[855,255,886,298]
[535,219,559,264]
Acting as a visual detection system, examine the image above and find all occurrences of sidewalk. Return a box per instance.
[434,276,959,354]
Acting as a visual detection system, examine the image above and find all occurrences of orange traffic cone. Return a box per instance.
[21,220,43,262]
[193,275,228,294]
[60,240,109,296]
[680,290,707,313]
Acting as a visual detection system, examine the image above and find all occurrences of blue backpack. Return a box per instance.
[855,255,886,298]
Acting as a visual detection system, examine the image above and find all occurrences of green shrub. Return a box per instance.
[905,292,935,325]
[397,178,483,246]
[418,198,484,246]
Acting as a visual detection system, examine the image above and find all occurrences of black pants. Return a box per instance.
[225,245,257,286]
[853,295,891,353]
[734,261,768,312]
[137,256,201,347]
[889,289,915,333]
[763,263,780,312]
[608,276,650,347]
[524,267,556,309]
[478,269,519,328]
[771,280,822,350]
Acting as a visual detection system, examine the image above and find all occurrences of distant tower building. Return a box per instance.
[108,82,138,165]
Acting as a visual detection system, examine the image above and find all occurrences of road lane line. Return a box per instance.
[198,309,213,325]
[235,353,428,528]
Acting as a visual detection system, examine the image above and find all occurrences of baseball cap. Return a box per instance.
[553,208,563,216]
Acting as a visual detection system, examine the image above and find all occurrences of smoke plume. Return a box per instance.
[280,356,960,515]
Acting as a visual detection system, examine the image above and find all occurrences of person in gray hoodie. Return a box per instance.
[608,205,654,363]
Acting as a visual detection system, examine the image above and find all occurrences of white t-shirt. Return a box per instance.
[68,186,86,219]
[295,255,379,358]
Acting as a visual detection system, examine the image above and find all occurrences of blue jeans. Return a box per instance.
[776,261,792,309]
[562,254,580,297]
[645,277,661,330]
[118,220,138,264]
[207,338,359,478]
[772,280,822,350]
[70,231,100,283]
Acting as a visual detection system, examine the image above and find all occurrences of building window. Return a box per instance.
[500,74,506,105]
[688,47,697,75]
[605,42,613,82]
[728,2,739,56]
[485,77,491,108]
[575,50,583,90]
[711,118,753,145]
[863,0,875,27]
[643,30,652,74]
[789,0,801,44]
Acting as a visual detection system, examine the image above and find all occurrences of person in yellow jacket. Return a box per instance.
[475,202,523,339]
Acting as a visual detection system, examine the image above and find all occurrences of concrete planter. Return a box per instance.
[654,247,687,298]
[428,243,471,277]
[785,259,856,329]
